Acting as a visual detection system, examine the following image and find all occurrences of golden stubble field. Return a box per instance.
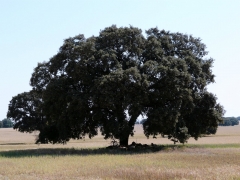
[1,125,240,150]
[0,125,240,180]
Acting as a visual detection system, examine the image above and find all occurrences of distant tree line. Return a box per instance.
[0,118,13,128]
[137,117,240,126]
[219,117,240,126]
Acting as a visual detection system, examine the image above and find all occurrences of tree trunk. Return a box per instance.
[119,135,129,147]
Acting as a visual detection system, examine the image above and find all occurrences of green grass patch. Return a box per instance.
[185,143,240,148]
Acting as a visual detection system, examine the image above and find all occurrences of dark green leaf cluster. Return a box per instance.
[7,25,224,145]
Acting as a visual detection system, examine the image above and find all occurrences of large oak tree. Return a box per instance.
[7,25,224,146]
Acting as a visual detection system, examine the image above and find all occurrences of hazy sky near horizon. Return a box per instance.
[1,0,240,120]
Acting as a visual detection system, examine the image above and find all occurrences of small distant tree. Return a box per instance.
[219,117,239,126]
[236,120,240,125]
[135,121,140,124]
[0,121,2,128]
[2,118,13,128]
[230,118,239,126]
[140,119,147,124]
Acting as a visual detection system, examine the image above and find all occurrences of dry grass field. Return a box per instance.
[0,125,240,179]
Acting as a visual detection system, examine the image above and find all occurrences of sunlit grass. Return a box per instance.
[0,147,240,180]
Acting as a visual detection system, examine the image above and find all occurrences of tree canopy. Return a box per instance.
[7,25,224,146]
[0,118,13,128]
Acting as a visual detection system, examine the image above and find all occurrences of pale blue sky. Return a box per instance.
[1,0,240,119]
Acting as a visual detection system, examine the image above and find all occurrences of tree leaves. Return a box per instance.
[7,25,224,145]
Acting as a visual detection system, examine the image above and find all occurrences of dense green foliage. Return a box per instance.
[139,119,217,136]
[6,92,45,133]
[0,118,13,128]
[219,117,239,126]
[7,25,224,145]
